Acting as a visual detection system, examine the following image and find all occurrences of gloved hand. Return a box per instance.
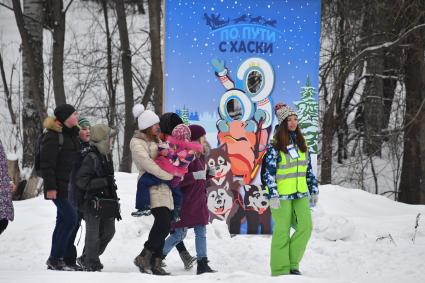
[269,197,281,209]
[207,166,217,176]
[310,194,319,207]
[193,169,207,180]
[211,58,226,74]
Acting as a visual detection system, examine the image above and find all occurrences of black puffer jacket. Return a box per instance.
[68,140,91,207]
[40,117,80,199]
[75,146,118,213]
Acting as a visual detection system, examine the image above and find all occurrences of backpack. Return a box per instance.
[33,130,63,177]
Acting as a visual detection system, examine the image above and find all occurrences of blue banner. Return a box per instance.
[165,0,321,234]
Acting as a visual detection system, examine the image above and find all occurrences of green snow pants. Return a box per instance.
[270,197,312,276]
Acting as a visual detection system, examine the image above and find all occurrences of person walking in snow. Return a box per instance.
[63,117,92,270]
[132,112,197,270]
[261,103,319,276]
[40,104,80,271]
[0,139,14,236]
[76,124,120,271]
[162,124,217,275]
[134,123,202,217]
[130,104,176,275]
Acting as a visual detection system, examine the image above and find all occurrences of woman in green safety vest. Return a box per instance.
[261,103,319,277]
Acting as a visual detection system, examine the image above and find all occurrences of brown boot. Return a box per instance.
[133,248,152,274]
[151,257,170,275]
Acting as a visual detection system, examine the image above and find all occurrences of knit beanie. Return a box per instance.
[133,104,160,130]
[275,103,297,124]
[189,124,206,141]
[172,124,191,141]
[54,104,76,123]
[160,112,183,135]
[78,117,91,128]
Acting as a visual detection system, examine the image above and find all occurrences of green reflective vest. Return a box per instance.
[276,147,308,195]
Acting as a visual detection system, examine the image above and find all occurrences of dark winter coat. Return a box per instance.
[68,140,91,207]
[172,154,209,229]
[75,146,118,214]
[0,140,13,221]
[40,117,80,199]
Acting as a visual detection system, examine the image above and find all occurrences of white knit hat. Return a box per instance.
[275,104,298,124]
[133,104,160,130]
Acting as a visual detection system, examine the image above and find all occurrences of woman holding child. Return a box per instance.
[130,104,175,275]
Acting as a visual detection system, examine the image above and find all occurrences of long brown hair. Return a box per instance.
[273,119,307,154]
[141,126,159,142]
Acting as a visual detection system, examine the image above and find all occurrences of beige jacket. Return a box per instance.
[130,131,174,210]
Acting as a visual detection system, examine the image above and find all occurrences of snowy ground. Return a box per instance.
[1,173,425,283]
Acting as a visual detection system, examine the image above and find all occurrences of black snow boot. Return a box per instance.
[134,248,153,274]
[151,257,170,275]
[196,257,217,275]
[46,258,73,271]
[179,250,196,270]
[290,269,302,275]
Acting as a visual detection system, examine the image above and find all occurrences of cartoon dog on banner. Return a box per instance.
[206,145,271,234]
[242,185,271,234]
[206,145,245,233]
[211,57,274,184]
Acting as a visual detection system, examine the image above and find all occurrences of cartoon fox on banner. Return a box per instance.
[164,0,321,234]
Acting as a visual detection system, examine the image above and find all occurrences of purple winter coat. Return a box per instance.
[172,154,209,229]
[0,141,14,221]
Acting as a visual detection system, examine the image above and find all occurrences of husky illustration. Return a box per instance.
[242,185,272,234]
[207,144,234,187]
[206,145,245,233]
[207,183,239,224]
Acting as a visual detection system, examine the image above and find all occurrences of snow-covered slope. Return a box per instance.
[1,173,424,283]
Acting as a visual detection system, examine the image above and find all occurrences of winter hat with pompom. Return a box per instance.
[133,104,160,130]
[172,124,191,141]
[275,103,298,124]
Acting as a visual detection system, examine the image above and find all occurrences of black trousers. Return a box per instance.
[0,219,8,235]
[144,207,172,259]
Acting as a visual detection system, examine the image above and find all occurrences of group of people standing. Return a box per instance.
[33,102,216,275]
[0,100,318,277]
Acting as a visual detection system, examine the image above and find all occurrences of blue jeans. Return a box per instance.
[136,173,161,210]
[50,199,78,260]
[163,225,207,260]
[136,173,178,210]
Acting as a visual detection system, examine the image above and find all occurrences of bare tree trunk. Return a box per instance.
[142,0,163,115]
[0,53,17,125]
[102,0,116,128]
[382,55,398,130]
[361,3,385,157]
[51,0,66,105]
[114,0,134,172]
[320,97,335,184]
[12,0,45,171]
[398,33,425,204]
[362,55,384,157]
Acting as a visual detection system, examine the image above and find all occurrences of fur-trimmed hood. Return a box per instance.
[43,117,62,133]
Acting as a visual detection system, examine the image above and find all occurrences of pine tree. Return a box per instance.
[180,105,190,125]
[294,76,318,154]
